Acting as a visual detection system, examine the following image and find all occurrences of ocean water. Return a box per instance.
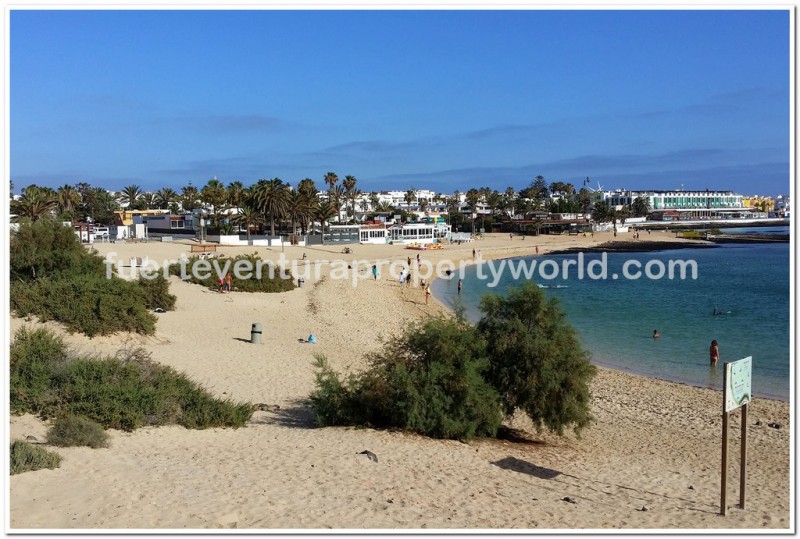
[432,241,791,400]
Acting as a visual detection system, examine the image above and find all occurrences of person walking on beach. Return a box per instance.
[472,248,476,259]
[710,340,720,366]
[372,264,378,280]
[535,245,539,255]
[225,273,232,293]
[407,256,411,266]
[457,278,463,295]
[425,283,431,305]
[406,272,412,288]
[217,276,224,293]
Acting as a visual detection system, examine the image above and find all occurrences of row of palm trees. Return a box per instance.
[11,176,652,234]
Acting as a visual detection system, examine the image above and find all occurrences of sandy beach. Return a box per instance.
[8,231,791,530]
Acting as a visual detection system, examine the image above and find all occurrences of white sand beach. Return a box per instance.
[8,231,790,530]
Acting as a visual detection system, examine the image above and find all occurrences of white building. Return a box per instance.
[603,189,745,217]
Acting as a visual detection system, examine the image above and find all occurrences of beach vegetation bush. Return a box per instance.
[10,218,176,336]
[10,327,253,431]
[47,415,109,448]
[310,316,503,440]
[10,440,62,475]
[477,282,596,436]
[680,230,701,239]
[311,284,596,439]
[168,254,295,293]
[137,274,177,311]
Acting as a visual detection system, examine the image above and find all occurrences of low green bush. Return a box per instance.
[138,275,177,311]
[681,230,701,239]
[168,254,295,293]
[310,284,596,440]
[47,415,109,448]
[10,327,253,431]
[10,327,71,415]
[310,316,503,440]
[10,440,62,475]
[11,275,157,336]
[10,219,176,336]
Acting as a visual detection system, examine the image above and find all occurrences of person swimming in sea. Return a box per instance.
[653,329,660,339]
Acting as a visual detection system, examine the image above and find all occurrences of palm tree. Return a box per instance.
[323,172,339,192]
[118,184,143,209]
[253,178,290,236]
[180,185,200,212]
[56,185,81,217]
[314,200,337,244]
[404,188,416,207]
[227,181,246,210]
[631,196,650,218]
[11,185,57,221]
[141,192,157,210]
[369,191,380,210]
[297,178,318,197]
[155,188,178,210]
[419,197,429,214]
[342,175,358,223]
[591,201,619,234]
[286,190,312,235]
[200,178,228,227]
[328,184,346,222]
[465,188,481,235]
[232,206,264,240]
[359,198,370,213]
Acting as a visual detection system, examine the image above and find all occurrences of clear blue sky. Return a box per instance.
[10,9,791,195]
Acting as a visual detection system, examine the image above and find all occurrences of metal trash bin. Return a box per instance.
[251,323,262,344]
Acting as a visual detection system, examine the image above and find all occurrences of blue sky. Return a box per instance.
[10,9,791,195]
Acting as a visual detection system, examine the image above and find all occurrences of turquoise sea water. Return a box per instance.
[432,236,791,400]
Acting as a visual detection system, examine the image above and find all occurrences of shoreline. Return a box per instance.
[545,239,717,255]
[427,236,788,403]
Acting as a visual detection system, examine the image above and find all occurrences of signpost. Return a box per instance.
[720,356,752,516]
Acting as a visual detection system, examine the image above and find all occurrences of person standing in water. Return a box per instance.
[653,329,660,339]
[710,340,719,366]
[457,278,463,295]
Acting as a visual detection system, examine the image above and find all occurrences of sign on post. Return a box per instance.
[725,356,752,412]
[720,356,752,516]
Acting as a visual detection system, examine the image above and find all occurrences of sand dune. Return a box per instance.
[8,231,790,530]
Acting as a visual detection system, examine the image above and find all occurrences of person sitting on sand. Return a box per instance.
[710,339,719,366]
[653,329,660,339]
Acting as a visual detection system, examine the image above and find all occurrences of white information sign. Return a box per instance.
[724,356,752,413]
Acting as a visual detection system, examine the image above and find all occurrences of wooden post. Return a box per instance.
[720,365,729,516]
[740,403,748,509]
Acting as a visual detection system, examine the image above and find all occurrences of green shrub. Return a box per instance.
[169,254,295,293]
[310,317,502,440]
[10,440,62,475]
[10,327,71,415]
[477,282,596,436]
[10,219,174,336]
[10,218,104,282]
[681,230,701,239]
[47,415,109,448]
[10,328,253,431]
[11,275,157,336]
[138,275,177,311]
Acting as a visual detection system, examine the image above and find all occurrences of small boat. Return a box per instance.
[537,284,569,289]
